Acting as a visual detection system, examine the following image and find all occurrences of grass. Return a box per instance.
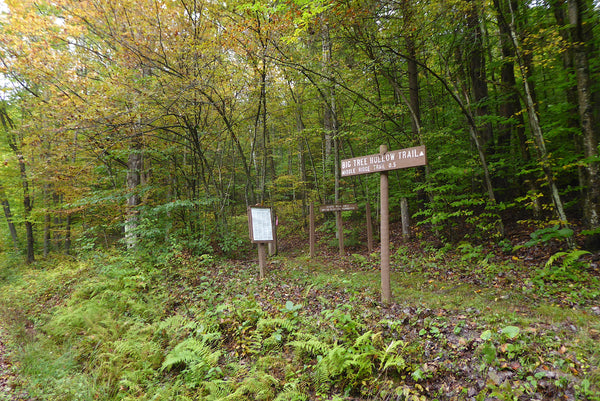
[0,246,599,400]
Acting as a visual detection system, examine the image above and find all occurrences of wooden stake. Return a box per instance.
[336,210,344,257]
[309,202,316,258]
[380,145,391,304]
[366,202,374,253]
[401,197,410,240]
[258,243,266,280]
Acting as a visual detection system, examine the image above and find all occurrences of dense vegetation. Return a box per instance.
[0,242,599,400]
[0,0,599,258]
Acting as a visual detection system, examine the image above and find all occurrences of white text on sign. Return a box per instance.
[341,145,426,177]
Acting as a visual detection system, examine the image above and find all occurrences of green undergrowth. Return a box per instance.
[0,248,598,400]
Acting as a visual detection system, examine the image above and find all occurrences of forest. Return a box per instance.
[0,0,599,400]
[0,0,598,259]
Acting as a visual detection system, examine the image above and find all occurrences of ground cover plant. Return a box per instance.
[0,236,599,401]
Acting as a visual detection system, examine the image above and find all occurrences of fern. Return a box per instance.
[379,340,407,372]
[314,345,352,392]
[225,371,279,401]
[273,382,309,401]
[353,330,375,350]
[256,317,297,334]
[202,380,234,401]
[545,250,591,269]
[160,337,222,383]
[288,336,330,358]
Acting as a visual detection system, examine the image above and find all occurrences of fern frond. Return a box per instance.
[257,317,297,333]
[160,338,220,372]
[288,337,330,358]
[228,371,279,401]
[379,339,407,372]
[561,250,591,268]
[274,382,309,401]
[202,380,234,401]
[545,252,568,268]
[545,250,591,269]
[353,330,374,349]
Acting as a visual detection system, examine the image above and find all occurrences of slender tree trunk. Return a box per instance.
[551,0,586,200]
[466,0,493,149]
[6,126,34,262]
[44,212,51,257]
[321,19,339,205]
[506,1,574,247]
[124,133,142,249]
[406,38,421,141]
[322,20,334,178]
[567,0,600,238]
[494,0,537,209]
[16,154,34,263]
[65,213,71,255]
[0,183,19,249]
[0,108,23,253]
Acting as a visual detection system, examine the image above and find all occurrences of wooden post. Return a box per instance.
[340,144,426,305]
[401,197,410,240]
[336,210,344,257]
[366,202,374,253]
[269,211,277,256]
[258,243,266,280]
[309,202,316,258]
[380,145,391,304]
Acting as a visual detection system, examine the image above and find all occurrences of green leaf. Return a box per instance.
[284,300,302,312]
[501,326,520,339]
[481,343,497,364]
[480,330,492,341]
[411,367,425,381]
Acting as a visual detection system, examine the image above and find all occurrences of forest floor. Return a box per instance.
[0,219,599,400]
[0,327,28,401]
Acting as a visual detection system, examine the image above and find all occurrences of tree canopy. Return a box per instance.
[0,0,598,258]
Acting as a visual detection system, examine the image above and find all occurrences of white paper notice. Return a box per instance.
[250,208,273,242]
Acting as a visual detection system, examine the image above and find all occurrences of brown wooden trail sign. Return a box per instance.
[309,202,374,258]
[341,145,427,304]
[341,145,426,177]
[319,203,358,212]
[318,203,358,256]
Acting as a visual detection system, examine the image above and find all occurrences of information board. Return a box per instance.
[248,207,274,243]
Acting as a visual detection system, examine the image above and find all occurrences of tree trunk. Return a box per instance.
[567,0,600,238]
[44,212,51,257]
[466,0,493,149]
[406,39,421,141]
[0,108,22,252]
[124,134,143,249]
[506,1,574,248]
[551,0,587,201]
[494,0,537,207]
[65,213,71,255]
[16,154,35,263]
[0,184,19,250]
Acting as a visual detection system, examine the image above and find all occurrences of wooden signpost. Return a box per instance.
[341,145,427,303]
[248,206,275,279]
[319,203,358,256]
[318,203,358,213]
[309,202,374,257]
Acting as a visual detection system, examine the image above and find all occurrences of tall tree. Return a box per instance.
[505,0,573,246]
[465,0,493,150]
[565,0,600,245]
[0,106,20,250]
